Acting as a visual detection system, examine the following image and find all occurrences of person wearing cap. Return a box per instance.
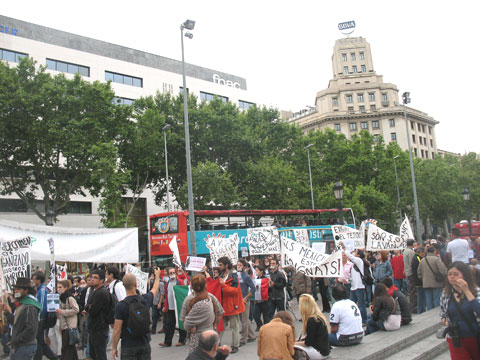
[2,277,42,360]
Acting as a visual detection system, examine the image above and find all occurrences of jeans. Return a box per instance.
[269,298,285,318]
[365,285,373,305]
[424,288,442,311]
[151,305,161,332]
[393,278,408,295]
[417,286,426,314]
[33,319,56,360]
[121,344,151,360]
[89,328,108,360]
[253,301,271,329]
[328,333,341,346]
[163,310,186,346]
[10,344,37,360]
[2,332,10,355]
[365,314,385,335]
[349,288,367,323]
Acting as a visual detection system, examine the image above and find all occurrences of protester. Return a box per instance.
[150,271,164,334]
[337,252,353,294]
[343,246,368,324]
[253,265,271,330]
[185,330,231,360]
[268,258,287,316]
[56,280,79,360]
[365,283,401,335]
[217,257,244,354]
[381,277,411,326]
[159,267,187,347]
[328,284,363,347]
[257,311,294,360]
[403,239,417,313]
[411,246,426,314]
[447,228,470,264]
[236,260,256,346]
[417,246,447,310]
[283,265,311,302]
[440,261,480,359]
[112,268,161,360]
[85,269,110,360]
[2,278,42,360]
[391,250,407,295]
[32,271,57,360]
[180,274,224,353]
[372,251,393,284]
[106,266,126,301]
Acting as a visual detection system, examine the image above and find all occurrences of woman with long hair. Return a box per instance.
[440,261,480,359]
[294,294,330,359]
[179,274,224,353]
[56,280,79,360]
[365,283,401,335]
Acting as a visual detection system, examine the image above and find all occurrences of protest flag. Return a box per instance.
[173,285,190,331]
[206,277,224,332]
[254,278,269,301]
[169,237,182,268]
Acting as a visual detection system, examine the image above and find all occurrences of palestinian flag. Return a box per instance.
[173,285,191,331]
[255,278,269,301]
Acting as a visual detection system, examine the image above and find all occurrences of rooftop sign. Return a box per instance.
[338,21,355,35]
[0,25,18,36]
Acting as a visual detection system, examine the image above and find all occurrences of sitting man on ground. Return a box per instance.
[328,284,363,347]
[185,330,231,360]
[381,277,412,326]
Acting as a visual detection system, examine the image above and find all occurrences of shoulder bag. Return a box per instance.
[450,294,480,350]
[425,257,445,283]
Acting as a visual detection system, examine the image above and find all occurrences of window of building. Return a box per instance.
[332,97,339,106]
[359,105,365,113]
[425,151,429,159]
[412,134,416,143]
[361,64,366,73]
[67,201,92,214]
[361,122,368,130]
[238,100,254,110]
[422,124,426,132]
[179,86,189,95]
[382,94,388,102]
[346,94,353,103]
[360,52,365,60]
[351,53,356,60]
[421,149,424,158]
[342,53,347,61]
[369,92,375,101]
[352,65,357,73]
[414,148,417,157]
[200,91,228,103]
[335,123,341,131]
[349,123,357,131]
[105,71,142,87]
[113,97,134,106]
[411,121,415,130]
[357,93,364,102]
[389,119,395,127]
[430,139,433,147]
[370,104,376,112]
[162,83,173,94]
[372,120,379,129]
[428,126,432,135]
[374,134,380,142]
[432,152,435,159]
[344,66,349,74]
[348,106,354,114]
[0,48,27,63]
[46,58,90,77]
[418,123,422,131]
[391,132,397,141]
[0,199,28,212]
[0,199,92,214]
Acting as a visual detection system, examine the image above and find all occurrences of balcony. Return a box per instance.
[382,100,390,107]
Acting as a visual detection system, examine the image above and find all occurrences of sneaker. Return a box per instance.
[231,347,239,354]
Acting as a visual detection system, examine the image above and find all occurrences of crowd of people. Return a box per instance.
[1,227,480,359]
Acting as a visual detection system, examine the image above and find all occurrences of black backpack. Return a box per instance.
[122,296,150,337]
[105,281,120,325]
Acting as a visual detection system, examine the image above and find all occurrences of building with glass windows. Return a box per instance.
[290,37,439,158]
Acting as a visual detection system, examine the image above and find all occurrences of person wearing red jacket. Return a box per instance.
[159,267,188,347]
[391,250,407,295]
[218,257,245,354]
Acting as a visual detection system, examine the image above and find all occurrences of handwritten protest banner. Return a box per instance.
[332,225,364,252]
[293,229,310,247]
[367,224,406,251]
[56,263,68,280]
[247,226,280,255]
[169,236,182,268]
[206,234,239,267]
[185,256,207,272]
[311,242,326,253]
[46,238,56,292]
[1,236,32,292]
[281,237,343,277]
[126,264,148,294]
[399,215,415,242]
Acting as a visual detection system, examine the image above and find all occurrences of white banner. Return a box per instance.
[293,229,310,247]
[185,256,207,272]
[206,234,239,267]
[399,215,415,242]
[332,225,364,252]
[311,242,326,254]
[169,236,182,268]
[1,236,32,292]
[367,224,406,251]
[56,263,68,280]
[126,264,148,294]
[46,238,56,293]
[281,237,343,277]
[247,226,280,255]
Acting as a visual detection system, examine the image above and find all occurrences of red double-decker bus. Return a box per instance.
[455,220,480,238]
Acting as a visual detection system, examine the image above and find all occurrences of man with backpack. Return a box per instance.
[112,267,161,360]
[85,269,111,360]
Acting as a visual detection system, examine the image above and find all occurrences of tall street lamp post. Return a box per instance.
[462,187,473,238]
[393,155,402,222]
[402,92,422,242]
[163,124,172,212]
[333,180,344,225]
[180,19,197,255]
[305,144,315,210]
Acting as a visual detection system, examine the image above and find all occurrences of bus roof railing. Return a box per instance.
[150,208,351,218]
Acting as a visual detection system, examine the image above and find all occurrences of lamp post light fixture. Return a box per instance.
[180,19,197,255]
[402,92,422,242]
[393,155,402,222]
[163,124,172,212]
[462,187,473,238]
[305,144,315,210]
[333,180,344,225]
[46,209,55,226]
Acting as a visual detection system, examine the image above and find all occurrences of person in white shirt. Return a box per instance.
[447,228,470,264]
[106,265,126,301]
[328,284,363,347]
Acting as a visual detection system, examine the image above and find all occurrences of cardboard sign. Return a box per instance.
[293,229,310,247]
[169,236,182,268]
[399,215,415,242]
[247,227,280,255]
[1,236,32,292]
[206,234,239,267]
[332,225,364,252]
[367,224,406,251]
[281,237,343,277]
[126,264,148,294]
[46,238,55,293]
[185,256,206,272]
[47,293,60,312]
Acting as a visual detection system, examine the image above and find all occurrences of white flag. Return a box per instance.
[169,236,182,268]
[399,215,415,242]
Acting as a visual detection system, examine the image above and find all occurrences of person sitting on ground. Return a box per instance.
[328,284,363,347]
[185,330,231,360]
[381,277,412,326]
[257,311,295,360]
[365,283,401,335]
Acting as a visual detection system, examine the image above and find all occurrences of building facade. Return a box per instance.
[291,37,439,158]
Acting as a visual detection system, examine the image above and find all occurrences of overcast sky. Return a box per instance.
[2,0,479,154]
